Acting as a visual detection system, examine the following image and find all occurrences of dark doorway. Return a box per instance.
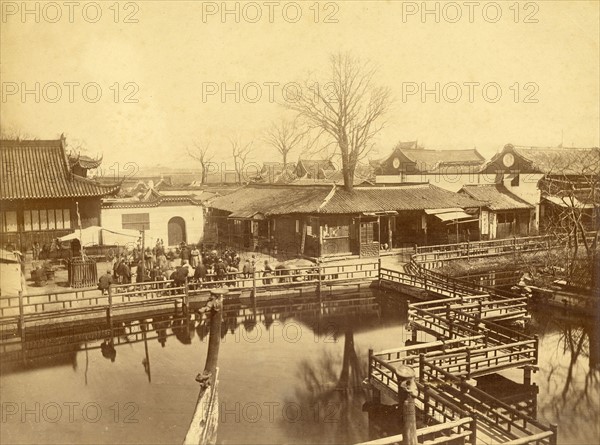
[168,217,187,246]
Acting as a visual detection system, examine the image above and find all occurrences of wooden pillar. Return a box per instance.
[18,291,25,338]
[549,424,558,445]
[318,218,323,258]
[183,277,189,315]
[199,289,227,381]
[388,216,393,249]
[396,365,417,445]
[368,349,381,404]
[317,261,322,298]
[107,284,113,329]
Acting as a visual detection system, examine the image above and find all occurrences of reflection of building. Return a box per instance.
[101,187,215,247]
[207,183,481,257]
[0,137,119,251]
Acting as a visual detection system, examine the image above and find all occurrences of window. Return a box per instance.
[1,211,17,232]
[55,209,64,229]
[24,211,32,231]
[48,209,56,230]
[360,223,374,243]
[63,209,71,229]
[323,224,349,238]
[497,213,515,224]
[39,210,48,230]
[22,209,71,231]
[295,219,300,233]
[122,213,150,230]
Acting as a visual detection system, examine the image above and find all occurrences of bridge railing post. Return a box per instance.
[465,349,471,378]
[533,334,539,365]
[418,353,425,384]
[469,412,478,445]
[183,277,189,314]
[549,423,558,445]
[18,290,25,338]
[107,285,113,328]
[368,348,373,379]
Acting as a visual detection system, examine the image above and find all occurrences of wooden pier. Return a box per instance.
[365,257,557,445]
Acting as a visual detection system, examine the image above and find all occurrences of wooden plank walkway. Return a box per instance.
[367,256,557,445]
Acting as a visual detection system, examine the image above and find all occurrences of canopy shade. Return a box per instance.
[59,226,140,246]
[434,211,476,223]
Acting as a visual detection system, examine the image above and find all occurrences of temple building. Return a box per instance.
[0,136,120,252]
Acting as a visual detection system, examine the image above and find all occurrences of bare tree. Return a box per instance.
[288,52,392,191]
[0,125,32,140]
[539,148,599,288]
[187,139,214,184]
[263,118,305,167]
[229,136,254,184]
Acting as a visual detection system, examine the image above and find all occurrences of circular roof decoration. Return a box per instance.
[503,153,515,168]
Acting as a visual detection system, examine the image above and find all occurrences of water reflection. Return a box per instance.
[531,310,600,443]
[0,291,597,444]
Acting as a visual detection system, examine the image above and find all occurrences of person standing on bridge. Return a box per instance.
[98,270,114,295]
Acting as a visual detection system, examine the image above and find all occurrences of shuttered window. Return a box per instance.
[122,213,150,230]
[1,211,17,232]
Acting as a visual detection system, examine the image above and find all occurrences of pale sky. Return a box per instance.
[1,0,599,172]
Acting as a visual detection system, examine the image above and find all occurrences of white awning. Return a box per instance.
[425,208,464,215]
[228,211,265,220]
[59,226,140,246]
[434,211,477,223]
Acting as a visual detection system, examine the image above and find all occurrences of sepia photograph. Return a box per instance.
[0,1,599,444]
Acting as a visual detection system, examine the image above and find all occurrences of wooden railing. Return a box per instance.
[419,360,556,445]
[369,336,554,445]
[0,260,380,336]
[356,416,476,445]
[414,235,552,266]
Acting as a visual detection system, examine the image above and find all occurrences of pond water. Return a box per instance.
[1,289,598,444]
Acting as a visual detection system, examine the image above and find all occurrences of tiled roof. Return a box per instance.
[68,152,103,169]
[298,159,336,171]
[1,139,120,200]
[512,146,599,175]
[102,188,215,209]
[372,147,485,173]
[460,184,534,211]
[402,148,485,168]
[209,183,481,217]
[393,141,419,150]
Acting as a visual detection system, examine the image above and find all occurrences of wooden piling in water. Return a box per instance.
[396,365,417,445]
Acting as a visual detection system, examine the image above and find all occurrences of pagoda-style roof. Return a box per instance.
[0,139,120,200]
[68,152,103,170]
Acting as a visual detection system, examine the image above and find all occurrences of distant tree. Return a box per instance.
[0,125,32,140]
[288,52,392,191]
[187,139,214,184]
[264,118,305,167]
[229,135,254,184]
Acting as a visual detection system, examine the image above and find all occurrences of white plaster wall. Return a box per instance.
[403,173,498,192]
[101,204,204,248]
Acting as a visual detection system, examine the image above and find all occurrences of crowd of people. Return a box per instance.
[100,240,317,293]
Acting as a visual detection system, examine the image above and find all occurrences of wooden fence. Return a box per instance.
[0,260,380,336]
